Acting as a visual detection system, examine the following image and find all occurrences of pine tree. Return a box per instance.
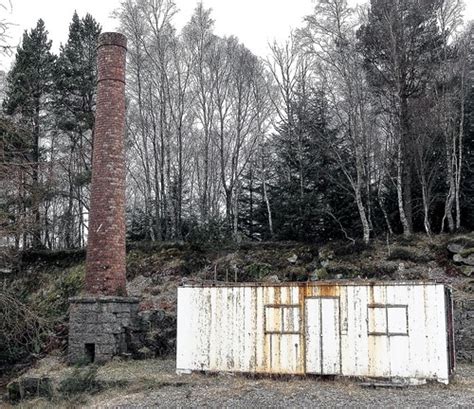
[3,19,55,248]
[53,12,101,247]
[268,90,357,242]
[55,12,100,137]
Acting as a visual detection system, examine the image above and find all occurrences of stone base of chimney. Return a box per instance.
[68,296,140,364]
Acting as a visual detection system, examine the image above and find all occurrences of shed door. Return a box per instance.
[305,297,341,374]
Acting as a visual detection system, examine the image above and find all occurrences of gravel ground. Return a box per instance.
[87,359,474,408]
[4,358,473,408]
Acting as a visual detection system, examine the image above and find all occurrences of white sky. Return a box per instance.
[1,0,474,71]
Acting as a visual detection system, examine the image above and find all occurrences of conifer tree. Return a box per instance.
[53,12,101,247]
[3,19,55,248]
[55,12,100,138]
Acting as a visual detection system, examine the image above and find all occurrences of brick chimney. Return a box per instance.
[85,32,127,296]
[69,33,139,364]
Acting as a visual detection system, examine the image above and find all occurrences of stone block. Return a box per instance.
[96,312,117,323]
[68,296,139,364]
[106,302,133,314]
[97,343,117,355]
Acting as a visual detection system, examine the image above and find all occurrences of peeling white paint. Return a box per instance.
[176,282,454,384]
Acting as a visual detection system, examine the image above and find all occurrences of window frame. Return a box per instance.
[264,304,301,335]
[367,303,409,337]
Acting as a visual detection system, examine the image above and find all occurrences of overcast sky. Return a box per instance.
[1,0,473,71]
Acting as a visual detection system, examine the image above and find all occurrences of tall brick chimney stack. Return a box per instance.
[85,32,127,296]
[69,33,139,364]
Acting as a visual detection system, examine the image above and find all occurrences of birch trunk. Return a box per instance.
[396,143,411,237]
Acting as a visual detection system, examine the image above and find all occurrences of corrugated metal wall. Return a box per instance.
[176,282,450,383]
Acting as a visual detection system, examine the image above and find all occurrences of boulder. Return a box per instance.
[460,266,474,277]
[453,253,474,266]
[447,243,465,254]
[320,259,330,268]
[447,236,474,254]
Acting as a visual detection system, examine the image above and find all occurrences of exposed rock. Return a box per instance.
[447,243,465,254]
[318,248,335,261]
[287,254,298,264]
[447,236,474,254]
[127,275,153,297]
[320,259,330,268]
[263,274,280,283]
[453,253,474,266]
[460,266,474,277]
[311,268,328,281]
[454,298,474,363]
[287,266,307,281]
[134,309,177,357]
[463,280,474,294]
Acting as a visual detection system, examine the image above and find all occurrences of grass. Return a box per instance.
[5,358,474,408]
[58,365,103,397]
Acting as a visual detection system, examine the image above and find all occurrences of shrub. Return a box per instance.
[359,264,397,278]
[326,264,359,278]
[387,247,432,263]
[243,263,273,280]
[332,241,372,257]
[184,218,233,249]
[396,235,416,246]
[37,264,85,319]
[0,290,51,365]
[20,248,86,267]
[58,365,102,396]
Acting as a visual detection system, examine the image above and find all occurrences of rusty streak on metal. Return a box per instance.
[176,282,454,384]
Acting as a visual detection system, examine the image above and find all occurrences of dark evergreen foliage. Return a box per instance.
[54,12,101,138]
[2,19,56,248]
[462,57,474,230]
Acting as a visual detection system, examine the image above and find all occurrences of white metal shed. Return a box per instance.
[177,281,455,384]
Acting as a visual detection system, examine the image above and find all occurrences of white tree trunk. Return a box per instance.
[396,144,411,237]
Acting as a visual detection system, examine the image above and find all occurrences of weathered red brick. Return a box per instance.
[85,33,127,296]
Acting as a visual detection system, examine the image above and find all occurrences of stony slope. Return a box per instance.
[2,234,473,374]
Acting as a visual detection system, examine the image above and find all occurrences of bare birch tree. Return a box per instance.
[299,0,374,243]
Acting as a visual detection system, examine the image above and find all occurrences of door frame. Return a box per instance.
[304,296,342,375]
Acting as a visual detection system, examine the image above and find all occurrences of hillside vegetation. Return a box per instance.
[1,234,473,373]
